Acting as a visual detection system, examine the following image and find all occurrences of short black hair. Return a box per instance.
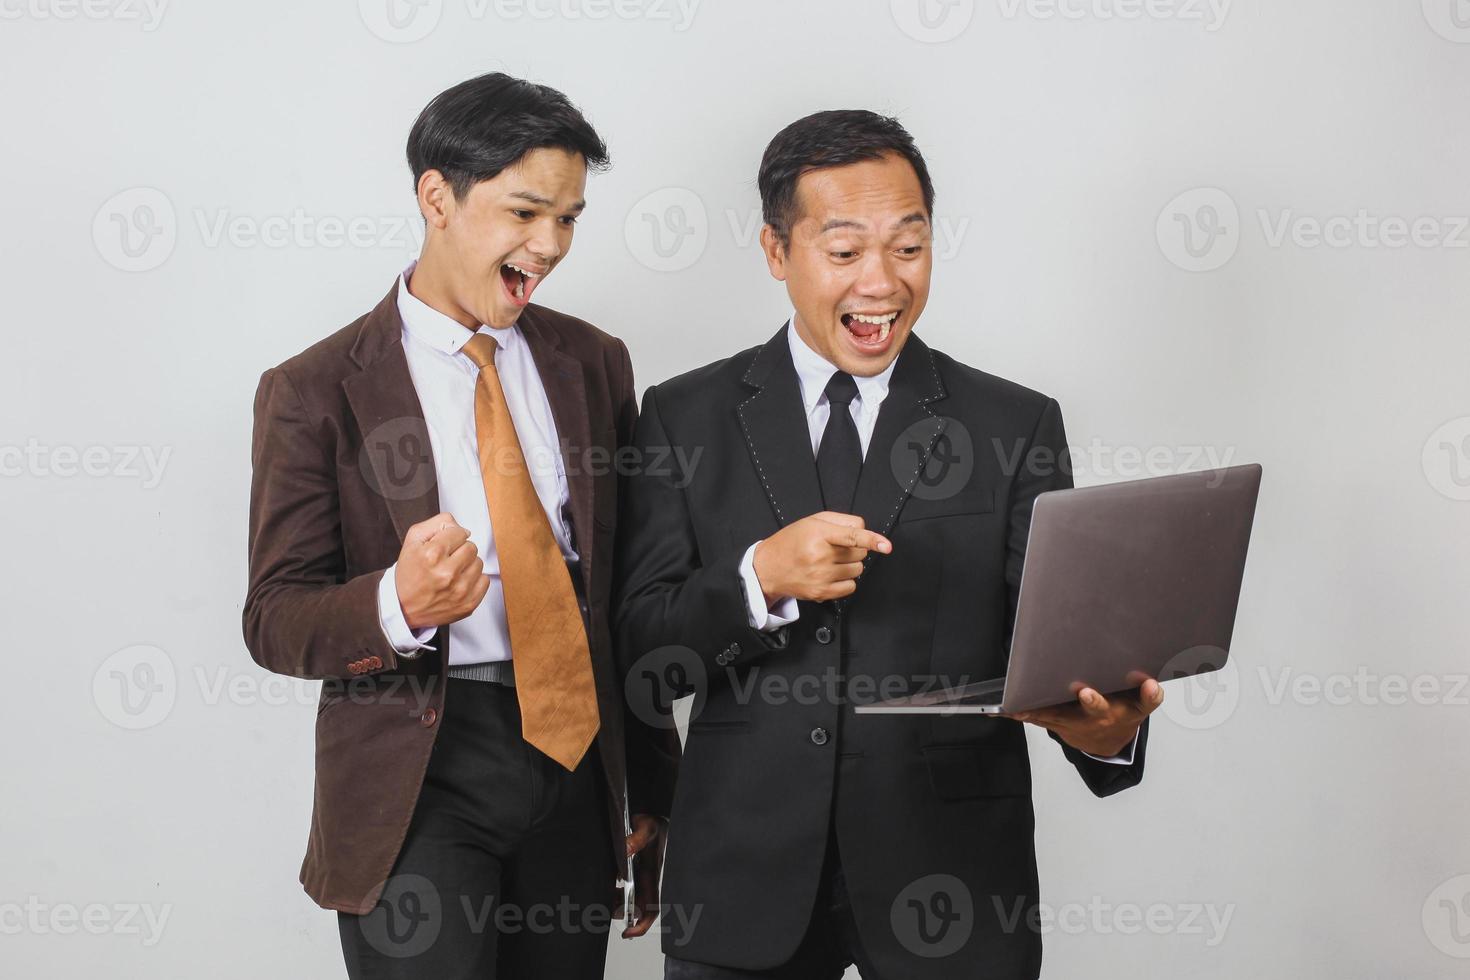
[758,109,934,248]
[406,72,609,201]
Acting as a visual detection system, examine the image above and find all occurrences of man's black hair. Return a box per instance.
[406,72,609,200]
[758,109,934,248]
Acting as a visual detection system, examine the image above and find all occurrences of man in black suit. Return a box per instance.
[614,110,1163,979]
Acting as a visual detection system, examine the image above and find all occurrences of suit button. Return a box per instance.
[815,627,833,645]
[715,653,728,666]
[810,727,829,746]
[728,642,741,656]
[368,656,383,669]
[420,708,437,728]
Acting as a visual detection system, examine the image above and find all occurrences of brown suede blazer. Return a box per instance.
[243,280,678,913]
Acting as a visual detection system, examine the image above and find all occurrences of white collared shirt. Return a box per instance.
[376,262,576,665]
[784,316,899,457]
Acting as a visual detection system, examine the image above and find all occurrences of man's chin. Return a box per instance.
[479,300,519,330]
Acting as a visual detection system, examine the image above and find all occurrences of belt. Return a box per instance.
[447,660,515,686]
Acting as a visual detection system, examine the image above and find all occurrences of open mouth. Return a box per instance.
[840,310,900,352]
[499,262,543,307]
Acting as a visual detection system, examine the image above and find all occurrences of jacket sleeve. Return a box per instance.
[242,366,402,681]
[1005,397,1149,798]
[611,343,683,821]
[613,385,791,708]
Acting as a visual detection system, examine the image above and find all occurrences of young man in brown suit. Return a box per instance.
[243,72,676,979]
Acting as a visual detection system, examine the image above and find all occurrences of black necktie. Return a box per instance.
[816,372,862,513]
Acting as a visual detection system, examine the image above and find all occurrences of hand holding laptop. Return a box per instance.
[1006,678,1165,758]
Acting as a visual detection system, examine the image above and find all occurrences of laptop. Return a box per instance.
[854,463,1262,716]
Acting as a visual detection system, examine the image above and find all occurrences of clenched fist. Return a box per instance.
[395,513,491,630]
[751,511,893,604]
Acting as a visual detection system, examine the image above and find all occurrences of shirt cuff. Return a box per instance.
[1082,730,1138,766]
[377,564,437,656]
[739,543,798,632]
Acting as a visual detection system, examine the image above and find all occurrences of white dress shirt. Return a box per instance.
[735,320,1135,765]
[375,262,576,665]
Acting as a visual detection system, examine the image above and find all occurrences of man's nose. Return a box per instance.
[526,225,562,264]
[852,251,899,298]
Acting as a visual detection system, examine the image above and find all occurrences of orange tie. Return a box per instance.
[462,333,600,771]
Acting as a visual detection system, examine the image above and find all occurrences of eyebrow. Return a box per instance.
[509,191,586,213]
[818,212,930,234]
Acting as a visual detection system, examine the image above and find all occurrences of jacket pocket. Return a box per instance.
[921,743,1031,800]
[898,485,994,523]
[687,719,751,735]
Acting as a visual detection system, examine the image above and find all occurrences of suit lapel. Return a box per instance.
[519,306,595,596]
[737,324,826,528]
[737,324,949,538]
[850,333,949,539]
[342,280,442,543]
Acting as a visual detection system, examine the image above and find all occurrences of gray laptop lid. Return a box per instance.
[997,463,1262,713]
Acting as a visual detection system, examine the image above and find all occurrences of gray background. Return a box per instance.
[3,0,1469,976]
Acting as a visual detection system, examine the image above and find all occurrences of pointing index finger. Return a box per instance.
[823,523,891,555]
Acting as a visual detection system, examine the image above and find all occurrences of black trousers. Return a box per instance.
[663,829,883,980]
[338,677,617,979]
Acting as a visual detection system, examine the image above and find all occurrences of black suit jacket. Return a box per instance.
[614,324,1148,978]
